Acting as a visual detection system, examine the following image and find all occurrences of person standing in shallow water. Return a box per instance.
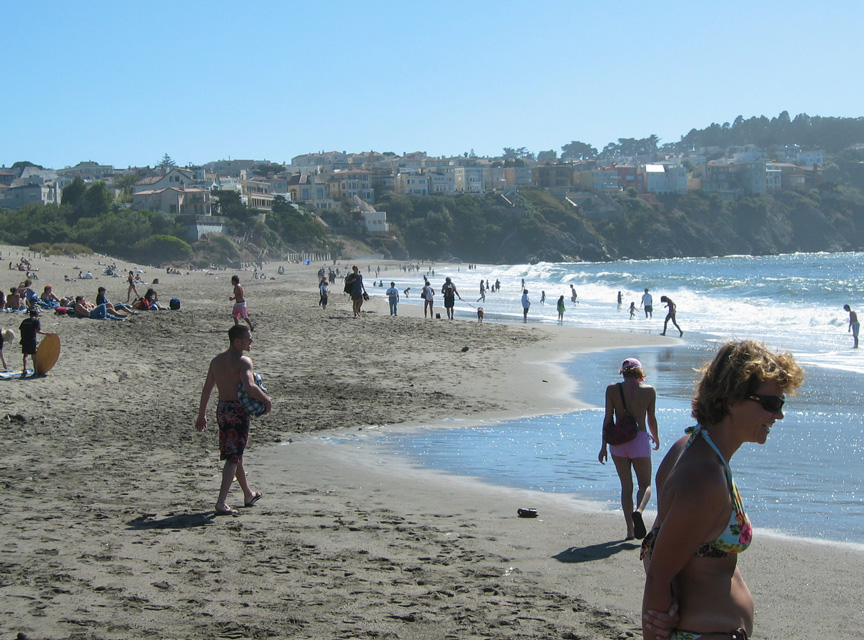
[844,304,859,348]
[641,288,653,319]
[557,295,565,323]
[521,289,531,323]
[598,358,659,541]
[660,296,683,337]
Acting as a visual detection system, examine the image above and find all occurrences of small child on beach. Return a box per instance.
[230,275,254,332]
[20,308,48,377]
[629,302,636,319]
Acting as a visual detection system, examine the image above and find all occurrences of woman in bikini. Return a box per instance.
[641,340,803,640]
[126,271,141,303]
[599,358,660,541]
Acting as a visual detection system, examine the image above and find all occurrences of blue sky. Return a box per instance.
[2,1,862,170]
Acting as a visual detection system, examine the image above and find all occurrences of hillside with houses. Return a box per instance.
[1,113,864,264]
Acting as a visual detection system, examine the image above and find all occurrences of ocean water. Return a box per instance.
[360,253,863,545]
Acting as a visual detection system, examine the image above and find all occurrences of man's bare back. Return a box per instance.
[231,284,245,303]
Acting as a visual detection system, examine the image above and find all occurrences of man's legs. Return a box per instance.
[217,458,239,512]
[233,457,258,506]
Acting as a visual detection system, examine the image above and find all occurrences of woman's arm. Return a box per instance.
[647,388,660,450]
[642,468,728,639]
[598,384,615,463]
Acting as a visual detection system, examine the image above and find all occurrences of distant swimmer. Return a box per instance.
[540,290,546,304]
[557,295,565,323]
[629,302,636,319]
[660,295,683,337]
[844,304,859,348]
[570,284,579,304]
[617,290,623,309]
[640,288,653,319]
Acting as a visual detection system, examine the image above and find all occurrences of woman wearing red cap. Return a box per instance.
[599,357,660,540]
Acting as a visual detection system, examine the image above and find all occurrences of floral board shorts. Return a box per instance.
[217,400,250,463]
[232,301,249,319]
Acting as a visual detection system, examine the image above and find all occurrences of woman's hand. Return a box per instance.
[598,446,608,464]
[643,600,679,639]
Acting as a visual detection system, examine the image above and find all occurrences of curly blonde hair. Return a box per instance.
[691,340,804,426]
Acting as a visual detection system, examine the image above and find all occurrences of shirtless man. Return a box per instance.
[195,325,271,515]
[230,275,254,331]
[844,304,859,348]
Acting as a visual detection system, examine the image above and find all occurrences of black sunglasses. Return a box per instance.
[747,394,785,413]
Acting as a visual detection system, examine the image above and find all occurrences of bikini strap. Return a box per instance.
[684,425,732,472]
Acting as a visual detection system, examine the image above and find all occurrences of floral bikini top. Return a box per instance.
[641,425,752,561]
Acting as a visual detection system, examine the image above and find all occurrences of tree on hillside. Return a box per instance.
[61,176,87,207]
[113,173,139,201]
[560,141,597,161]
[502,147,534,161]
[601,135,660,159]
[537,150,558,162]
[83,182,113,218]
[252,162,285,176]
[158,154,177,172]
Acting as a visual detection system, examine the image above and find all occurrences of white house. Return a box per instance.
[133,167,208,194]
[363,210,389,235]
[132,187,212,215]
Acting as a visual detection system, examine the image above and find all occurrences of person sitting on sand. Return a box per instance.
[133,288,161,311]
[96,287,136,318]
[0,327,9,369]
[7,287,22,311]
[41,285,61,308]
[74,296,125,321]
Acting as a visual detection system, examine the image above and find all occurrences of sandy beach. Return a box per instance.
[1,247,863,640]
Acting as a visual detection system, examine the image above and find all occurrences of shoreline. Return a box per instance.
[2,249,863,639]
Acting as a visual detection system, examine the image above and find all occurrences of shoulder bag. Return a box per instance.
[603,383,639,445]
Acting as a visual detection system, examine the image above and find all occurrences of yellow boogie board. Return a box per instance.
[34,332,61,376]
